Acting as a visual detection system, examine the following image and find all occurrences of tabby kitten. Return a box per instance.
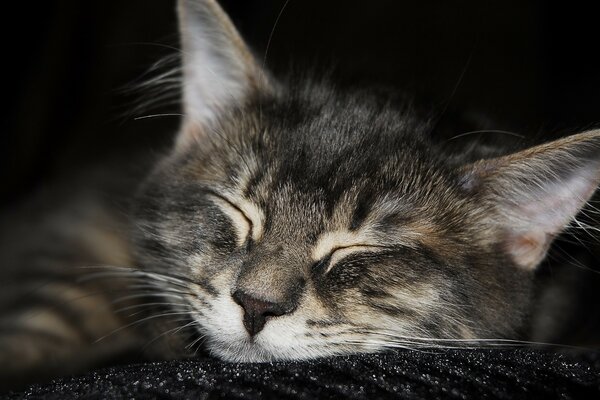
[1,0,599,388]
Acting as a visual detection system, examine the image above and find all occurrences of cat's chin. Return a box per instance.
[207,340,288,363]
[205,339,335,363]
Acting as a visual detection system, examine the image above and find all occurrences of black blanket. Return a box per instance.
[7,349,600,399]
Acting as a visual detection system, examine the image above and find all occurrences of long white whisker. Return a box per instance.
[94,311,197,343]
[143,320,201,351]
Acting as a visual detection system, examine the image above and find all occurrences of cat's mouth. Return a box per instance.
[189,295,337,362]
[198,320,303,362]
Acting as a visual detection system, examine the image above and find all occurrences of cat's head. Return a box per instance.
[132,0,600,361]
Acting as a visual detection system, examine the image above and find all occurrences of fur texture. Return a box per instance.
[1,0,600,389]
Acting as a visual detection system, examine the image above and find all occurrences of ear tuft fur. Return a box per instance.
[461,129,600,270]
[176,0,272,150]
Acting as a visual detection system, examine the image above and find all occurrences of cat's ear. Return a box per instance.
[459,130,600,270]
[176,0,272,149]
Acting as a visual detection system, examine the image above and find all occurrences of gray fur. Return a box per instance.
[1,0,600,388]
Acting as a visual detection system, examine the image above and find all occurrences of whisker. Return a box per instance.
[94,311,198,343]
[186,333,206,350]
[355,329,595,351]
[193,335,208,356]
[447,129,526,141]
[110,292,193,304]
[143,319,201,351]
[134,113,184,121]
[114,302,192,314]
[79,265,200,288]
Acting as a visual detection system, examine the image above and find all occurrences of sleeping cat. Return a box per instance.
[1,0,599,389]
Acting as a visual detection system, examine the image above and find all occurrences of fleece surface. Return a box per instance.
[6,349,600,399]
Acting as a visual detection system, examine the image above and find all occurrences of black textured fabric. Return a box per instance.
[7,349,600,399]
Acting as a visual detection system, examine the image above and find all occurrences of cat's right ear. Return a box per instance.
[176,0,273,150]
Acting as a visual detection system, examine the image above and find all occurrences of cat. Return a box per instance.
[1,0,599,390]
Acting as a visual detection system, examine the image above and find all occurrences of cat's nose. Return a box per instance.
[232,290,291,336]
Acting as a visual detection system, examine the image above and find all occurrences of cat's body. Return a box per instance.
[1,0,600,390]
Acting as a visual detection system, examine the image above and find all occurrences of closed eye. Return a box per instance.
[315,244,388,274]
[208,193,253,247]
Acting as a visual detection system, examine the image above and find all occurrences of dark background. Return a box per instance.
[1,0,599,208]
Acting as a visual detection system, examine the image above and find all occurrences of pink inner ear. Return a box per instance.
[513,172,597,232]
[503,231,550,270]
[500,170,598,270]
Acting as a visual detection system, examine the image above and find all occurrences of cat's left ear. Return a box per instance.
[459,130,600,270]
[176,0,273,149]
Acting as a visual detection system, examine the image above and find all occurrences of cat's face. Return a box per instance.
[134,89,532,361]
[132,0,600,361]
